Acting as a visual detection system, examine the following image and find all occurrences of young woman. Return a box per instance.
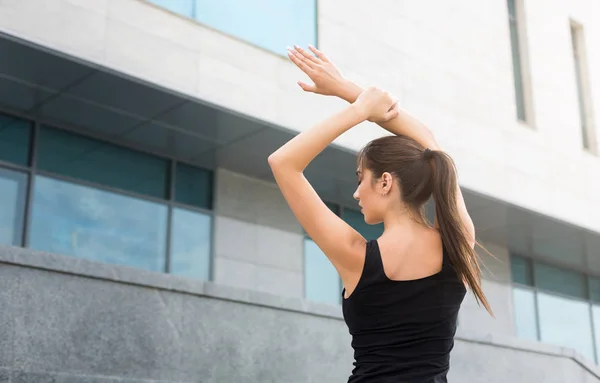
[268,45,493,382]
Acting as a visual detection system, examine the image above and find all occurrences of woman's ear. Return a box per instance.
[381,172,393,193]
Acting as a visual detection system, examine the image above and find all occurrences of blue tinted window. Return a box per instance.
[0,114,32,166]
[193,0,317,55]
[30,176,168,271]
[0,168,27,246]
[304,238,340,305]
[511,254,533,286]
[343,208,384,240]
[534,262,586,299]
[590,277,600,303]
[175,163,213,209]
[512,287,538,340]
[37,126,169,199]
[537,292,595,361]
[593,305,600,363]
[147,0,194,17]
[169,207,211,280]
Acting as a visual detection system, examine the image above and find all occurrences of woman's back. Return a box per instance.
[342,239,466,383]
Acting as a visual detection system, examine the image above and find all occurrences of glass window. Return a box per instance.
[169,207,211,280]
[592,305,600,363]
[534,262,587,299]
[590,277,600,304]
[511,255,533,286]
[37,126,169,199]
[175,163,213,209]
[537,292,595,361]
[304,238,340,305]
[512,286,538,340]
[343,208,384,240]
[0,113,32,166]
[0,168,27,246]
[507,0,527,121]
[148,0,194,17]
[29,176,168,271]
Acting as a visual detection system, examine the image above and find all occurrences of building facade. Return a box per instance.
[0,0,599,381]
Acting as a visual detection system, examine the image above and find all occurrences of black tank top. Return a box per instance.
[342,240,466,383]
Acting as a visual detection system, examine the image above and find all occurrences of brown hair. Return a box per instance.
[357,135,493,316]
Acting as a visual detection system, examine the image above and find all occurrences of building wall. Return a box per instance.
[1,246,599,383]
[0,0,598,233]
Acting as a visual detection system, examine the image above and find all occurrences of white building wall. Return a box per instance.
[1,0,597,233]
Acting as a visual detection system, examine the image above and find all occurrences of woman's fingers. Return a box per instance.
[287,49,316,75]
[308,45,330,63]
[298,81,317,93]
[293,45,320,64]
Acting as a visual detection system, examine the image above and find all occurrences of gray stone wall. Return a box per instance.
[1,246,599,383]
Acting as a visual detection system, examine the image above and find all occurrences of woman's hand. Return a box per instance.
[353,87,399,123]
[287,45,348,97]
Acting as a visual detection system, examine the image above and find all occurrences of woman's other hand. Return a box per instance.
[287,45,348,97]
[353,87,399,123]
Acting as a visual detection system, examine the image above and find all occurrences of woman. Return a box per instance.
[268,45,493,382]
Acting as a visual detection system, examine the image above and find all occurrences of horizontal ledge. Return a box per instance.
[2,245,599,378]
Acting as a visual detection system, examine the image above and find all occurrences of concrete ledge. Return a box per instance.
[2,245,600,380]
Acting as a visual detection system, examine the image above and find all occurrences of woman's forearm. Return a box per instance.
[268,104,366,172]
[338,80,440,150]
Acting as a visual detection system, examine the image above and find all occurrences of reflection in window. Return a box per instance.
[0,113,32,166]
[534,263,586,299]
[175,163,213,209]
[343,208,384,240]
[0,168,27,246]
[537,292,595,361]
[304,238,340,305]
[169,208,211,280]
[37,126,169,199]
[512,287,538,340]
[510,255,533,286]
[593,305,600,363]
[29,176,168,271]
[149,0,317,56]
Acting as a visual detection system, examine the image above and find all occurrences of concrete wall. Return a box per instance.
[0,0,598,234]
[1,246,599,383]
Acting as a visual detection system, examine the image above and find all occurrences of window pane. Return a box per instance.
[0,168,27,246]
[148,0,194,17]
[534,262,586,299]
[30,176,168,271]
[193,0,317,56]
[169,208,211,280]
[343,209,384,240]
[0,114,32,166]
[592,305,600,363]
[512,287,538,340]
[37,126,169,199]
[175,163,213,209]
[537,292,595,361]
[511,255,533,286]
[507,0,526,121]
[590,277,600,304]
[304,238,340,305]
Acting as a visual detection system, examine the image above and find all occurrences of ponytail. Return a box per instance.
[429,150,494,316]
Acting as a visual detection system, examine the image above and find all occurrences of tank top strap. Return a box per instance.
[360,239,387,284]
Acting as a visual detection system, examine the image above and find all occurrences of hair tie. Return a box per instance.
[424,148,433,160]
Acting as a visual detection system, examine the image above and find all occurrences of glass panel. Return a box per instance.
[0,168,27,246]
[534,262,586,299]
[590,277,600,304]
[304,238,340,305]
[512,287,538,340]
[592,305,600,363]
[343,208,384,240]
[37,126,169,199]
[175,163,213,209]
[147,0,194,17]
[537,292,595,361]
[0,114,32,166]
[169,208,211,280]
[30,176,168,271]
[507,0,526,121]
[511,254,533,286]
[193,0,317,56]
[571,25,590,150]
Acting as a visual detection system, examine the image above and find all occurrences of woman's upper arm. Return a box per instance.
[269,163,366,274]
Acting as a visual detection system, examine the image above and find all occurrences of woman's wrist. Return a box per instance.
[336,79,364,103]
